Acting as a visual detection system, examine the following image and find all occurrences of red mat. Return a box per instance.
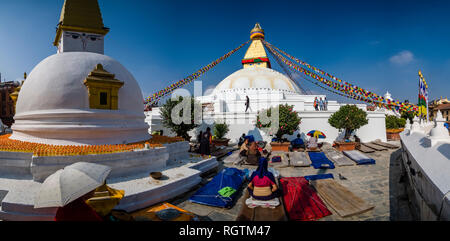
[280,177,332,221]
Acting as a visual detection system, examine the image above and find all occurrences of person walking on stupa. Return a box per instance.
[324,97,328,111]
[245,95,250,112]
[319,98,324,111]
[314,97,319,111]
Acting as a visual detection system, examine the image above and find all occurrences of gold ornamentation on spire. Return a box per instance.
[250,23,265,40]
[242,23,271,69]
[54,0,109,46]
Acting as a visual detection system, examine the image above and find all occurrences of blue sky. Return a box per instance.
[1,0,449,105]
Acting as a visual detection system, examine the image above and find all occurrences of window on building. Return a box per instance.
[100,92,108,106]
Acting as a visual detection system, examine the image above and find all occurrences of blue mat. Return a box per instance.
[308,152,335,169]
[304,173,334,181]
[189,168,246,208]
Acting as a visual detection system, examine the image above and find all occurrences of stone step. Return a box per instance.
[109,166,202,212]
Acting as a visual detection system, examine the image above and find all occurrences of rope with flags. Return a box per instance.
[268,45,404,110]
[144,40,250,107]
[418,70,429,120]
[268,45,391,108]
[262,40,419,113]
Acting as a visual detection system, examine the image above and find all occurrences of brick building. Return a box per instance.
[0,80,20,127]
[429,97,450,122]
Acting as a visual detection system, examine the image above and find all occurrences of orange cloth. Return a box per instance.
[131,203,196,221]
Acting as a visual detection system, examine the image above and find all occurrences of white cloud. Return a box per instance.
[389,50,414,65]
[203,85,216,96]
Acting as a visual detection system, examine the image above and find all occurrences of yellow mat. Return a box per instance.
[131,202,197,221]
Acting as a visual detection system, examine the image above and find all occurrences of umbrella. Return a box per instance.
[307,130,326,139]
[34,162,112,209]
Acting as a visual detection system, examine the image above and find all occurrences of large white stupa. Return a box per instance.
[147,23,387,143]
[10,0,150,145]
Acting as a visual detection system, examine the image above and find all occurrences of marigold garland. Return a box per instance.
[0,134,184,157]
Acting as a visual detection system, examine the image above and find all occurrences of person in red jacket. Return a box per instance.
[54,190,103,221]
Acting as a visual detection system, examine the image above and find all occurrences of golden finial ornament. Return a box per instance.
[250,23,265,40]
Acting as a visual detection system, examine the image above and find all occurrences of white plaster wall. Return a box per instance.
[400,131,450,220]
[30,147,168,182]
[0,152,33,177]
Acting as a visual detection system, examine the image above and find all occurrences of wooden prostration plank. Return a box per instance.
[356,144,376,153]
[311,179,374,217]
[236,180,288,221]
[362,143,388,151]
[371,141,399,149]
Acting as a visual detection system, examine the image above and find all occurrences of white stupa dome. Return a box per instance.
[213,67,304,94]
[10,52,150,145]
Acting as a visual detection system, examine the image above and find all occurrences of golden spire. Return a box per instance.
[53,0,109,46]
[250,23,265,40]
[242,23,271,69]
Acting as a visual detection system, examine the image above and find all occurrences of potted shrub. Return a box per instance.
[256,104,301,152]
[160,96,201,141]
[385,115,406,141]
[212,122,230,146]
[328,105,368,151]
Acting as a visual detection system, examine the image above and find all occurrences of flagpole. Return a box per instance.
[418,70,422,121]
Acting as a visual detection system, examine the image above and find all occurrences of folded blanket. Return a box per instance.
[245,197,280,208]
[343,150,376,165]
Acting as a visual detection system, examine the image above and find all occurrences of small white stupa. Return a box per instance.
[10,0,150,145]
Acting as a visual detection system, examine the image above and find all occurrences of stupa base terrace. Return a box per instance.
[0,140,219,221]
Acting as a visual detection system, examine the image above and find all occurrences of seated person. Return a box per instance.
[245,142,262,165]
[247,157,280,201]
[307,136,318,149]
[239,138,249,154]
[291,134,305,149]
[55,190,103,221]
[238,133,246,147]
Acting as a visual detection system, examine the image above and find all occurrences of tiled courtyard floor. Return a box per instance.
[170,141,416,221]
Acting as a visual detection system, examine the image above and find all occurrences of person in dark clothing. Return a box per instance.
[199,128,212,156]
[245,96,250,112]
[238,133,246,147]
[245,142,261,165]
[197,131,203,143]
[291,134,305,150]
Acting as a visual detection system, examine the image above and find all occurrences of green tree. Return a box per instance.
[386,115,407,129]
[256,104,301,142]
[160,96,201,141]
[328,105,368,140]
[400,110,415,124]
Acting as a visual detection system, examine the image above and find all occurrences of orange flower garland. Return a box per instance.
[0,134,184,157]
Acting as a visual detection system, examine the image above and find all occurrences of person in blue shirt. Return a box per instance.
[291,134,305,150]
[444,122,449,130]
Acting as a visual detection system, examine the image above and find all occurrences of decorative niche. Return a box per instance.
[83,64,124,110]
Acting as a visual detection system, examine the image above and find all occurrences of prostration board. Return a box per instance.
[323,148,354,166]
[311,179,374,218]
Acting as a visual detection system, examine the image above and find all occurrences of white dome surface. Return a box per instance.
[10,52,150,145]
[214,67,303,94]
